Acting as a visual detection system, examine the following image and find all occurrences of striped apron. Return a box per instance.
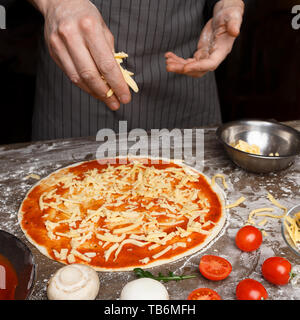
[32,0,221,141]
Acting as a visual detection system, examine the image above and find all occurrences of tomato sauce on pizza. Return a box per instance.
[18,158,225,271]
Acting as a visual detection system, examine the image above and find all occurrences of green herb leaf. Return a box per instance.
[133,268,197,283]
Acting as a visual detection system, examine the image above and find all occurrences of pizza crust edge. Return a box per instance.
[18,156,228,271]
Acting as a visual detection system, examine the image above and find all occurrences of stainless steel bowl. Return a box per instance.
[216,120,300,173]
[281,204,300,257]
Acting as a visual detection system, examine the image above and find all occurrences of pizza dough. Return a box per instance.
[18,156,227,271]
[47,264,100,300]
[120,278,169,300]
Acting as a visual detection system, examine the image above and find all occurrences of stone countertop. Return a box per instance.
[0,121,299,300]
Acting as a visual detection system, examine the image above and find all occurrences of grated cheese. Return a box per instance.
[37,160,220,265]
[211,174,228,190]
[267,193,287,216]
[246,208,274,225]
[231,140,261,155]
[152,245,173,259]
[25,173,41,180]
[104,243,119,261]
[225,196,246,209]
[139,257,150,264]
[284,212,300,247]
[67,253,75,264]
[114,239,148,261]
[172,242,187,249]
[245,193,288,227]
[106,52,139,97]
[258,218,268,226]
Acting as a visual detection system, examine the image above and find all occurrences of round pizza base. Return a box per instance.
[18,155,228,271]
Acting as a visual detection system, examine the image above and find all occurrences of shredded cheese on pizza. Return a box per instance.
[31,160,222,267]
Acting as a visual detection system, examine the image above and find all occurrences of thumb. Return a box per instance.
[226,17,242,37]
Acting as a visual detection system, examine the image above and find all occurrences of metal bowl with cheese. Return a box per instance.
[216,120,300,173]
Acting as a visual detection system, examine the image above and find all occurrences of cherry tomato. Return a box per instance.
[262,257,292,285]
[236,278,268,300]
[235,225,263,252]
[199,255,232,281]
[187,288,221,300]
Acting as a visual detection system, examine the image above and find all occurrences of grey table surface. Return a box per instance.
[0,121,299,300]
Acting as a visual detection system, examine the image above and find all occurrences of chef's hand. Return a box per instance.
[30,0,131,110]
[165,0,244,78]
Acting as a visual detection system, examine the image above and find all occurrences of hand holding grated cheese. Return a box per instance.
[106,52,139,98]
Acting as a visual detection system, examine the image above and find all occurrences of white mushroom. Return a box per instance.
[120,278,169,300]
[47,264,100,300]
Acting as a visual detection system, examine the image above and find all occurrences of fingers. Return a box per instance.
[55,24,121,111]
[225,12,243,37]
[183,48,229,76]
[44,0,132,111]
[166,0,244,78]
[188,28,236,74]
[48,34,93,96]
[216,0,245,37]
[81,17,131,104]
[165,52,195,74]
[165,31,234,78]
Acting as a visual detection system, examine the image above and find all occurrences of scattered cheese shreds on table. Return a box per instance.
[106,51,139,98]
[266,192,288,216]
[225,197,246,209]
[211,174,228,190]
[246,193,288,227]
[247,208,274,225]
[24,173,41,180]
